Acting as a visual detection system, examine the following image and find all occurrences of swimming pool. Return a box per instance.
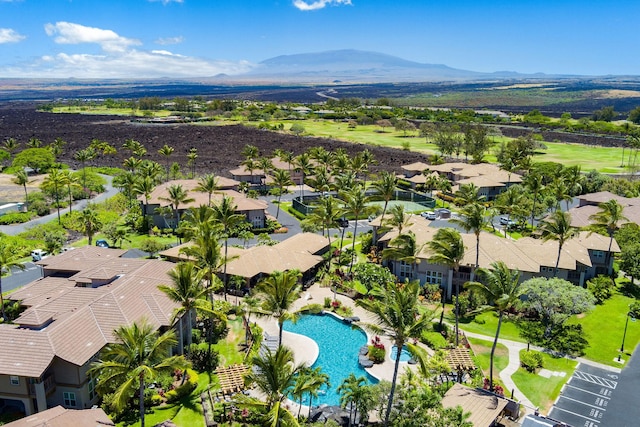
[283,313,378,406]
[390,345,412,362]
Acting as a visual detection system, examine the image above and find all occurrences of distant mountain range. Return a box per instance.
[238,49,551,82]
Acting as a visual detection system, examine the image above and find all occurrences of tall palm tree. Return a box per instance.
[0,241,25,322]
[589,199,628,276]
[138,160,164,183]
[134,175,157,217]
[540,210,578,277]
[241,157,258,187]
[41,168,65,224]
[186,148,198,178]
[308,166,332,195]
[454,183,485,206]
[524,172,544,228]
[160,184,195,230]
[257,156,274,192]
[60,169,81,214]
[123,156,142,173]
[465,261,523,391]
[272,168,293,218]
[381,231,424,281]
[80,204,103,246]
[255,270,302,347]
[340,184,374,273]
[12,170,30,210]
[3,137,19,155]
[113,170,140,205]
[238,346,304,427]
[158,144,174,182]
[88,321,189,427]
[195,173,218,207]
[294,152,313,199]
[358,148,377,187]
[292,366,330,421]
[427,228,466,342]
[211,196,245,300]
[355,280,432,427]
[338,374,374,427]
[549,176,571,212]
[370,171,397,220]
[451,202,486,279]
[74,147,96,195]
[158,262,209,354]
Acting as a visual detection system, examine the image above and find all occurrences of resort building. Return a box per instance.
[139,179,268,229]
[230,158,303,186]
[0,247,186,417]
[374,217,618,297]
[567,191,640,228]
[4,405,113,427]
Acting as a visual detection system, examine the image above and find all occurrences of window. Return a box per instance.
[399,261,412,279]
[425,270,443,285]
[10,376,19,386]
[88,374,97,401]
[63,391,77,407]
[592,250,604,258]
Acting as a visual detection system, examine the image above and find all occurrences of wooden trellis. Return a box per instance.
[215,364,248,395]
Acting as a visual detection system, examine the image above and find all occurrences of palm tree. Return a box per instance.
[160,184,195,230]
[211,196,245,300]
[291,366,330,421]
[549,176,571,212]
[255,270,302,347]
[186,148,198,178]
[74,147,96,195]
[12,170,30,210]
[88,321,189,427]
[241,157,258,187]
[465,261,523,391]
[454,183,485,206]
[158,144,174,182]
[358,148,377,187]
[139,160,164,183]
[0,241,25,322]
[60,169,81,214]
[370,171,397,220]
[427,228,465,341]
[540,210,578,277]
[41,168,65,224]
[381,231,425,281]
[80,204,103,245]
[123,156,142,173]
[451,202,486,279]
[294,152,313,199]
[257,156,274,191]
[383,204,413,236]
[158,262,209,354]
[589,199,628,276]
[338,374,374,427]
[340,184,375,273]
[524,172,544,228]
[238,346,304,427]
[195,173,218,207]
[134,175,157,217]
[355,280,432,427]
[3,137,19,155]
[113,170,140,205]
[272,168,293,218]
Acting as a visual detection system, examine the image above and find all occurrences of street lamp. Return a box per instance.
[619,306,635,361]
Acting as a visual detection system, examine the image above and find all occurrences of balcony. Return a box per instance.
[29,374,55,395]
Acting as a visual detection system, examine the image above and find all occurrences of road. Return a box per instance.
[3,263,43,292]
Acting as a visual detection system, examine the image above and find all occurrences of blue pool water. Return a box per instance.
[390,345,412,362]
[283,314,378,406]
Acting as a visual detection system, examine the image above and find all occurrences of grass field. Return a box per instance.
[511,351,577,412]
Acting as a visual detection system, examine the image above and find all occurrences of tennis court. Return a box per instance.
[368,200,431,213]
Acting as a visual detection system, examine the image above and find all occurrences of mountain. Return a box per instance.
[243,49,526,82]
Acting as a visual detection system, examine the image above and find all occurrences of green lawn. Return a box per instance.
[567,288,640,365]
[512,351,577,413]
[456,311,523,343]
[213,317,248,366]
[467,337,509,375]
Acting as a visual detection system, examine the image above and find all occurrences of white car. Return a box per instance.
[31,249,49,261]
[499,217,516,227]
[420,211,437,220]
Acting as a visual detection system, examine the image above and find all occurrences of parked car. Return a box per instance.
[499,217,517,227]
[420,211,437,220]
[31,249,49,262]
[95,239,110,248]
[337,218,349,228]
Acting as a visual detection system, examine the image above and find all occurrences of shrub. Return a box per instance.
[421,331,448,350]
[422,283,442,303]
[324,297,332,308]
[166,368,199,403]
[149,394,163,407]
[188,343,219,372]
[520,350,544,373]
[359,232,373,254]
[587,275,615,304]
[0,212,34,225]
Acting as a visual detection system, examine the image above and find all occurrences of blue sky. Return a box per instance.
[0,0,637,78]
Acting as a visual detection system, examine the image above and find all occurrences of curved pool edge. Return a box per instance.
[281,330,320,367]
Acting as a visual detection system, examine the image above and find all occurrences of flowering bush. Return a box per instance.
[368,336,386,363]
[331,300,341,309]
[482,378,505,396]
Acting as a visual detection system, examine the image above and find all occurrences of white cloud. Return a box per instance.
[0,28,25,43]
[155,36,185,45]
[44,22,140,53]
[148,0,183,4]
[293,0,352,11]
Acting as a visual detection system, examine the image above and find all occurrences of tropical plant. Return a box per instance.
[539,210,578,277]
[41,168,66,224]
[272,168,294,218]
[80,204,103,245]
[159,184,195,230]
[11,169,30,210]
[355,280,432,427]
[88,321,189,427]
[382,204,413,236]
[370,171,397,220]
[0,241,25,322]
[237,346,304,427]
[465,261,523,391]
[340,184,375,273]
[427,227,466,335]
[381,232,425,281]
[255,270,302,347]
[195,173,218,206]
[158,144,174,182]
[211,196,245,300]
[292,366,330,421]
[450,202,486,277]
[588,199,628,276]
[338,374,375,427]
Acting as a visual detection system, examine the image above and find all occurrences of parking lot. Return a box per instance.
[549,363,620,427]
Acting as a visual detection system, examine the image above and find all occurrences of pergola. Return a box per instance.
[215,364,248,396]
[446,347,476,372]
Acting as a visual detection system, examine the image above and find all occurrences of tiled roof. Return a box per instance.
[4,405,114,427]
[0,247,181,377]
